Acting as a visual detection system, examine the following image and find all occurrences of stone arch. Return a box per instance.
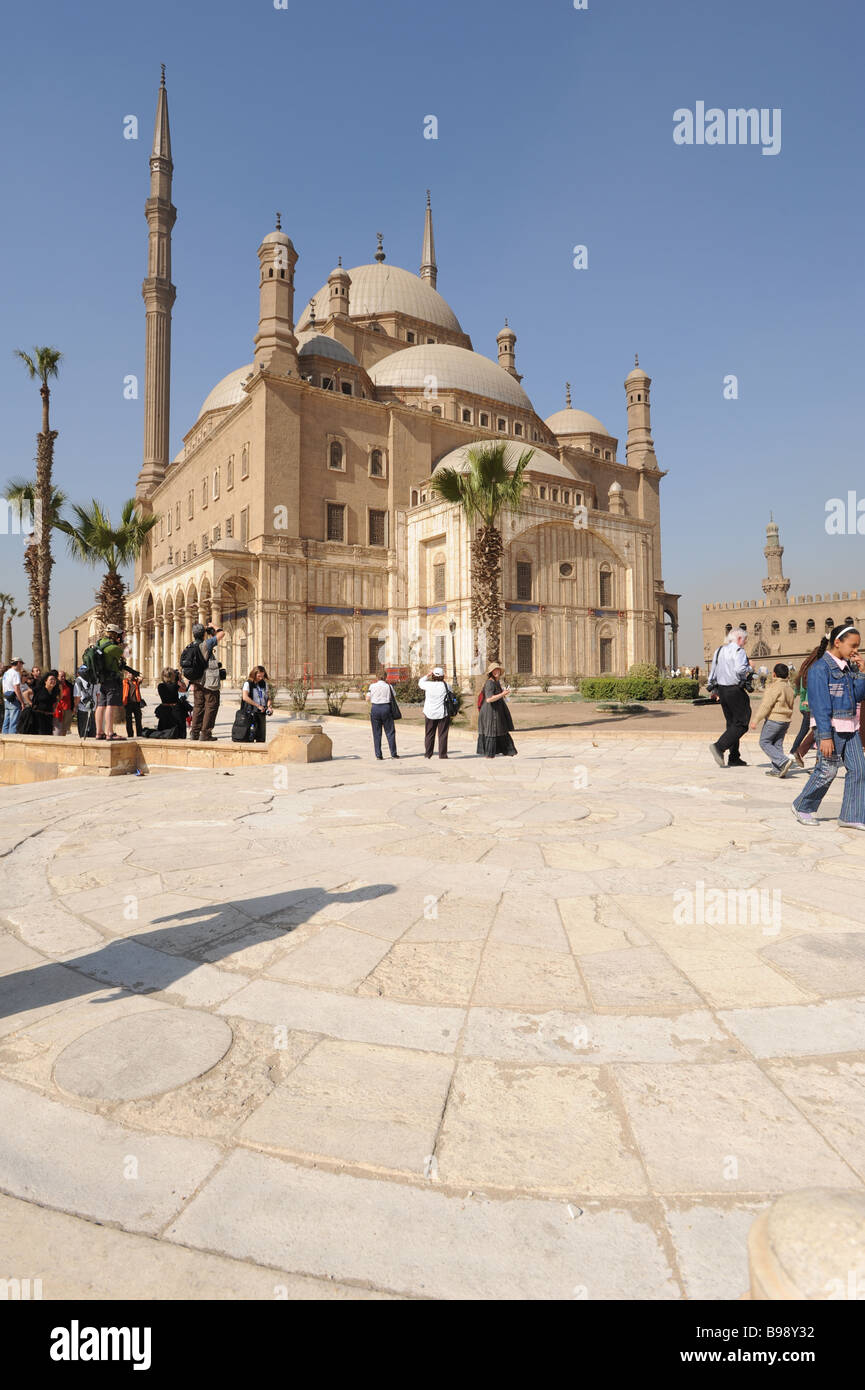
[220,575,254,683]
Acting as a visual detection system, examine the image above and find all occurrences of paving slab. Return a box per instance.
[53,1009,234,1101]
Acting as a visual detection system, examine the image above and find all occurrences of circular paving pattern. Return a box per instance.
[54,1010,234,1101]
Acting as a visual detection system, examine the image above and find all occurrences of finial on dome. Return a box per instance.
[426,189,431,209]
[504,317,508,327]
[338,255,342,267]
[275,211,282,231]
[634,353,639,368]
[565,382,572,409]
[308,297,316,327]
[160,63,166,88]
[375,232,385,263]
[770,510,774,524]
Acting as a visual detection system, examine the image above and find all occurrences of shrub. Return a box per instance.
[539,674,552,692]
[581,676,661,701]
[324,681,349,715]
[580,677,619,700]
[508,673,523,691]
[393,675,423,703]
[628,662,661,681]
[662,677,699,700]
[287,674,312,713]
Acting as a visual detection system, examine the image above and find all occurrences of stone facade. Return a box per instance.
[703,519,865,671]
[61,76,679,685]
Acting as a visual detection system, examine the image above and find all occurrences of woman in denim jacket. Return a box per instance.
[792,623,865,828]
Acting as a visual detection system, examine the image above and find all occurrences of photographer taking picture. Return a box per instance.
[183,622,225,742]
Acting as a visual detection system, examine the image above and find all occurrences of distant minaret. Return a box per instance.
[496,320,521,380]
[624,354,657,468]
[420,190,437,288]
[762,515,791,603]
[137,66,176,498]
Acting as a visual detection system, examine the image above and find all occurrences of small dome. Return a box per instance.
[626,358,648,383]
[297,333,358,364]
[298,262,462,334]
[609,481,623,493]
[328,262,351,280]
[369,343,532,410]
[545,407,611,437]
[261,229,293,248]
[197,364,254,419]
[434,439,577,482]
[497,321,515,339]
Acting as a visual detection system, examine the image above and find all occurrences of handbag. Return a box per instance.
[389,688,402,721]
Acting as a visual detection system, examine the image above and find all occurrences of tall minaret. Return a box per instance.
[496,320,521,380]
[137,66,176,498]
[253,213,299,374]
[420,190,437,288]
[624,355,657,468]
[762,514,791,603]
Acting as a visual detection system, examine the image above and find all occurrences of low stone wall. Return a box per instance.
[0,721,332,784]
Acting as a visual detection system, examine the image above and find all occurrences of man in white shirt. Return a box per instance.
[708,628,754,768]
[2,660,24,734]
[419,667,452,759]
[366,675,398,759]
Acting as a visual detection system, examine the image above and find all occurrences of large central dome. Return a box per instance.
[369,344,533,410]
[297,263,463,334]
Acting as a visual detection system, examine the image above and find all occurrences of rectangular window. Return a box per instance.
[431,405,442,417]
[240,507,249,545]
[188,490,194,519]
[406,331,416,344]
[225,515,234,538]
[552,488,559,502]
[227,457,234,489]
[322,376,334,391]
[600,570,613,607]
[202,533,209,551]
[202,479,208,509]
[213,469,220,500]
[341,380,352,395]
[539,486,546,499]
[516,562,532,601]
[433,563,446,602]
[462,408,472,423]
[368,509,386,546]
[167,510,172,536]
[435,634,446,668]
[160,518,164,542]
[326,636,345,675]
[497,417,507,432]
[514,422,523,436]
[327,502,345,542]
[600,637,613,673]
[176,502,181,530]
[212,524,220,543]
[240,445,249,479]
[368,635,382,674]
[480,413,489,427]
[517,634,533,674]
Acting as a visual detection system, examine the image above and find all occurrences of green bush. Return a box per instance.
[539,674,552,692]
[628,662,661,681]
[580,677,619,700]
[324,682,349,715]
[392,675,423,703]
[286,674,312,713]
[661,677,699,700]
[508,673,523,691]
[581,676,661,701]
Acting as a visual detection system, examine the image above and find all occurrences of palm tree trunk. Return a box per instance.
[4,617,12,666]
[98,568,127,632]
[24,542,43,668]
[473,524,503,663]
[36,383,56,669]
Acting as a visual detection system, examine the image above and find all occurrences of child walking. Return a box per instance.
[792,624,865,828]
[750,662,796,777]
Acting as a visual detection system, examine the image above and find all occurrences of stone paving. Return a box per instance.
[1,716,863,1300]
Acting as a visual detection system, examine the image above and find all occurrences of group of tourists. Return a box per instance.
[707,622,865,829]
[366,662,518,761]
[3,662,79,736]
[668,666,699,680]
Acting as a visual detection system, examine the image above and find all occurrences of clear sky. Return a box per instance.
[1,0,863,664]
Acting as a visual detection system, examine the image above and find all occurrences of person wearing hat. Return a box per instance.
[189,622,225,742]
[477,662,517,758]
[93,623,139,740]
[419,666,454,760]
[73,663,96,739]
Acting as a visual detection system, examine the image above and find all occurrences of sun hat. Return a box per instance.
[486,661,503,674]
[432,666,444,676]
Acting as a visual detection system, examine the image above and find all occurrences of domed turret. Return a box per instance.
[496,319,520,380]
[327,258,351,319]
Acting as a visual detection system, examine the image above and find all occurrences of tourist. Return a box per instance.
[241,666,273,742]
[94,624,139,741]
[750,663,796,777]
[30,666,41,684]
[792,624,865,828]
[188,623,225,742]
[419,666,452,759]
[123,669,145,738]
[29,670,59,736]
[52,670,74,736]
[366,671,398,759]
[707,629,754,768]
[2,659,25,734]
[789,660,817,768]
[155,667,188,739]
[477,662,518,758]
[73,664,95,738]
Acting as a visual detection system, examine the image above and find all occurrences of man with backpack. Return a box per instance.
[183,623,225,741]
[82,624,140,741]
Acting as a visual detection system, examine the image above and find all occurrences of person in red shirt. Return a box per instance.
[52,670,74,737]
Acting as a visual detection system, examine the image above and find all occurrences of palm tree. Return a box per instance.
[2,480,67,668]
[4,606,24,666]
[0,594,13,657]
[57,499,158,630]
[430,442,533,666]
[15,346,63,666]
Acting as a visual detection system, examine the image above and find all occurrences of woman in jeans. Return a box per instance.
[241,666,273,742]
[792,624,865,828]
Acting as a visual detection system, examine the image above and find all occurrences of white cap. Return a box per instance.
[432,666,444,676]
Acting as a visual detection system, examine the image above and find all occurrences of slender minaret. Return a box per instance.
[762,514,791,603]
[624,354,657,468]
[496,320,521,380]
[253,213,299,374]
[137,66,176,498]
[420,190,437,288]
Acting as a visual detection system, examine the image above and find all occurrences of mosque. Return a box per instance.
[61,74,680,685]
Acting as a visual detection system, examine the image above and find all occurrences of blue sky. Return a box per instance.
[1,0,862,663]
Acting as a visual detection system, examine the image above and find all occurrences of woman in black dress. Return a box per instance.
[29,671,60,736]
[155,666,189,739]
[476,662,517,758]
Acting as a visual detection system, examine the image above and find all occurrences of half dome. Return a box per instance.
[197,364,254,420]
[433,439,576,481]
[297,332,358,364]
[545,407,611,437]
[369,344,533,410]
[297,263,462,334]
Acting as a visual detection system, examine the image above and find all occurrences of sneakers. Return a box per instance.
[709,742,725,768]
[793,751,805,768]
[778,755,796,778]
[727,759,748,767]
[839,821,865,831]
[792,808,818,826]
[765,769,779,777]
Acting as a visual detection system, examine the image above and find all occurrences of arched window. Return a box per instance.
[806,618,815,632]
[725,623,732,634]
[516,561,532,601]
[410,488,419,506]
[845,616,854,627]
[771,621,780,634]
[754,621,762,633]
[825,616,834,629]
[788,620,797,632]
[599,565,612,608]
[329,441,344,470]
[432,558,446,602]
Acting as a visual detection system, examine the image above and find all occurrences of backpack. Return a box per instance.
[231,706,254,743]
[80,643,107,683]
[180,640,207,682]
[444,687,460,718]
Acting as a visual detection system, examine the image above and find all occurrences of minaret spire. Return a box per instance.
[762,516,791,603]
[137,67,177,497]
[420,190,437,288]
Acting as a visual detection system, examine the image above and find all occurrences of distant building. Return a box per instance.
[702,518,864,670]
